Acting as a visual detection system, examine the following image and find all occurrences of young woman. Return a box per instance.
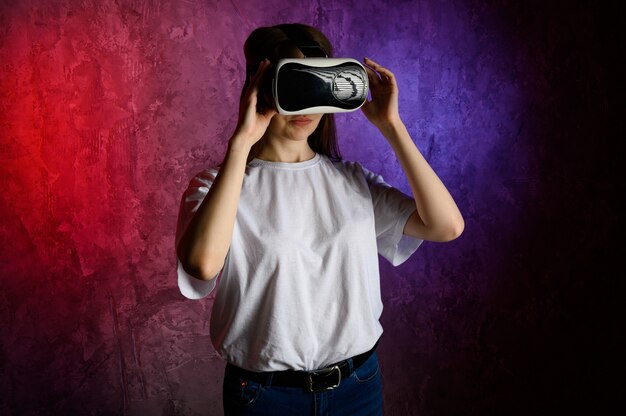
[175,23,464,415]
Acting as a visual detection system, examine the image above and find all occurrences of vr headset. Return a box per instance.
[264,25,369,115]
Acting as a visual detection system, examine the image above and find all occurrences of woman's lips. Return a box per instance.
[290,117,312,126]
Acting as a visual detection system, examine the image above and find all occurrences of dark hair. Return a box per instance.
[241,23,341,161]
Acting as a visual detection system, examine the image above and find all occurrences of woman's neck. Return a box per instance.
[255,140,316,163]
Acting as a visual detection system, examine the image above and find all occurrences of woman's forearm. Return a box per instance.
[176,136,252,280]
[378,120,464,241]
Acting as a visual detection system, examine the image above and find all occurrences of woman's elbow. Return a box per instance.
[181,259,222,281]
[177,247,222,281]
[183,264,222,281]
[433,217,464,242]
[442,217,465,242]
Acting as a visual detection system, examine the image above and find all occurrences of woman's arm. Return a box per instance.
[362,57,464,242]
[176,59,276,280]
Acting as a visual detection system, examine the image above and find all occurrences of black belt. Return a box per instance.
[226,341,378,393]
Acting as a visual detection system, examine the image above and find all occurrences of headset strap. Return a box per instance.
[274,24,328,58]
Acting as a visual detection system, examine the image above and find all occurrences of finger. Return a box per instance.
[376,66,395,82]
[364,56,384,74]
[364,57,395,82]
[261,107,277,120]
[254,59,270,80]
[248,59,270,95]
[364,65,380,88]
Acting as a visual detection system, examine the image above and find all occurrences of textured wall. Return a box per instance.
[0,0,620,415]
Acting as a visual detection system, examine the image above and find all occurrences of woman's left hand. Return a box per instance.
[361,57,402,129]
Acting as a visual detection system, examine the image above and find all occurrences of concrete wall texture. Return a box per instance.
[0,0,620,415]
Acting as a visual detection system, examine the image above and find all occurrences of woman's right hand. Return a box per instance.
[232,59,276,147]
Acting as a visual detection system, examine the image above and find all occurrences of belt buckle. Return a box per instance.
[306,365,341,393]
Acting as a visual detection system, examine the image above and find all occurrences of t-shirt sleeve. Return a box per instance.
[175,169,220,299]
[362,167,423,266]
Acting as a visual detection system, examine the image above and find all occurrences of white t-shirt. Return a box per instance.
[176,153,422,371]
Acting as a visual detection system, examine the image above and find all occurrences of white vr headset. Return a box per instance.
[268,25,369,115]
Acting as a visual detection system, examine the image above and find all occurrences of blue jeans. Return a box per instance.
[222,352,383,415]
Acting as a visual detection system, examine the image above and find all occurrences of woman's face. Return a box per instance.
[265,113,324,142]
